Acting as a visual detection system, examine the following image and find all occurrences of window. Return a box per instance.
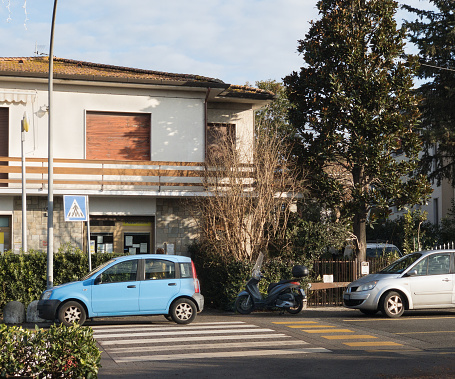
[100,260,138,283]
[412,253,451,276]
[124,232,150,254]
[179,263,193,278]
[145,259,175,280]
[206,123,235,163]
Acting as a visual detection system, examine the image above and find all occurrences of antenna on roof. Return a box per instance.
[34,42,48,56]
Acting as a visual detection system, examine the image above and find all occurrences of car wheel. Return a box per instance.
[58,301,87,326]
[170,298,197,324]
[359,309,378,316]
[381,291,404,318]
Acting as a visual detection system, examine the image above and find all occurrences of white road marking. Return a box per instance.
[99,333,290,346]
[94,328,275,339]
[92,323,257,334]
[108,339,309,354]
[114,348,331,363]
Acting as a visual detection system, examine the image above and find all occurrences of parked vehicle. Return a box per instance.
[344,243,402,258]
[38,254,204,326]
[235,253,309,315]
[344,249,455,317]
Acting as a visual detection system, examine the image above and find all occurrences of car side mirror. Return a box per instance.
[94,275,102,285]
[406,270,418,277]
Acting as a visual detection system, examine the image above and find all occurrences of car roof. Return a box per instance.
[413,249,455,256]
[111,254,192,263]
[366,243,398,248]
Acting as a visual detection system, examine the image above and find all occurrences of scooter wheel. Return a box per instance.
[285,296,303,314]
[235,295,254,314]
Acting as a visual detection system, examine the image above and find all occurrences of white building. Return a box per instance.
[0,57,273,255]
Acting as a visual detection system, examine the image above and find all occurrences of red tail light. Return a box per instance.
[291,281,300,286]
[191,261,200,293]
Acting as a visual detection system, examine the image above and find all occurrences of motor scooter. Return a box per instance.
[235,253,309,315]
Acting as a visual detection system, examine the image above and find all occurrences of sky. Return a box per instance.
[0,0,436,86]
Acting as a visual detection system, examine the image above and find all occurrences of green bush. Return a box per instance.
[0,323,101,378]
[0,247,121,310]
[190,243,312,310]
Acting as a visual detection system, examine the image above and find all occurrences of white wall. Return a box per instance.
[5,83,207,163]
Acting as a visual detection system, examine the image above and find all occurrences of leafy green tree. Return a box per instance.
[255,80,293,139]
[403,1,455,186]
[284,0,431,261]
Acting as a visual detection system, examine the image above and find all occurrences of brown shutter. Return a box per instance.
[86,112,151,161]
[0,108,8,187]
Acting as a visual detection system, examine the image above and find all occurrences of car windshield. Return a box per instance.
[80,259,116,281]
[378,253,422,274]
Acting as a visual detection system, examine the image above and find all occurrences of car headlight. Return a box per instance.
[41,290,53,300]
[358,281,378,291]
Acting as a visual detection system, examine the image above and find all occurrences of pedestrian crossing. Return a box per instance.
[93,321,330,363]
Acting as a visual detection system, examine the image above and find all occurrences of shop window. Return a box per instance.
[90,233,114,253]
[0,215,11,252]
[124,232,150,254]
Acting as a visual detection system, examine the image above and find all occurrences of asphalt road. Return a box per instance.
[90,307,455,379]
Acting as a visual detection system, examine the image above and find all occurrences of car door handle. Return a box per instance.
[168,283,177,286]
[442,278,450,282]
[127,285,136,288]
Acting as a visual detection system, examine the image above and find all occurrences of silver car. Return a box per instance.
[343,250,455,317]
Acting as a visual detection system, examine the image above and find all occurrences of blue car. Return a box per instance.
[38,254,204,325]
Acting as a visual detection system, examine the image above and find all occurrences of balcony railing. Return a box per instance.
[0,157,208,193]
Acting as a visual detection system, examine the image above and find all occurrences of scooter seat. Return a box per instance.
[268,279,295,292]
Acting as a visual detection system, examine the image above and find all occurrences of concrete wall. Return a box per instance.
[13,196,84,252]
[155,198,199,256]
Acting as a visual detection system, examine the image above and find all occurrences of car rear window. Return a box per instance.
[179,263,193,278]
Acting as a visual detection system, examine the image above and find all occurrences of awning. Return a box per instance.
[0,90,37,104]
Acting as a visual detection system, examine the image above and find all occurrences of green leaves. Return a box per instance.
[285,0,431,259]
[0,248,120,310]
[0,323,101,378]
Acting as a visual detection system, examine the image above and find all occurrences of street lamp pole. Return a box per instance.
[21,112,29,253]
[47,0,58,289]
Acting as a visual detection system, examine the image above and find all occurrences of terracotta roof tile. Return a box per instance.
[0,57,274,99]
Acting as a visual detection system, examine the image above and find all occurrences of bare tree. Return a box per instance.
[194,123,303,261]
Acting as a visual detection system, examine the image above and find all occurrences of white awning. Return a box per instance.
[0,90,37,104]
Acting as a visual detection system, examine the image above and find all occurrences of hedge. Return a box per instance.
[0,247,121,310]
[0,323,101,378]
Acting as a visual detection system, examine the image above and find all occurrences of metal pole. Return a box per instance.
[47,0,58,289]
[21,115,27,253]
[87,197,91,272]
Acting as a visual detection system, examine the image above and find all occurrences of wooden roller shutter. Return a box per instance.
[0,108,8,187]
[86,111,151,161]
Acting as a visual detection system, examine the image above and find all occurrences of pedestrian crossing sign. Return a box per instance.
[64,195,88,222]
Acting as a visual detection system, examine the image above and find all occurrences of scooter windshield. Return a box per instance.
[252,253,264,280]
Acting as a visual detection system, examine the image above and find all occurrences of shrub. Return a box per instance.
[0,247,121,310]
[0,323,101,378]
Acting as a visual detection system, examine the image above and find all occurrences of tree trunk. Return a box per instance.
[353,212,367,262]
